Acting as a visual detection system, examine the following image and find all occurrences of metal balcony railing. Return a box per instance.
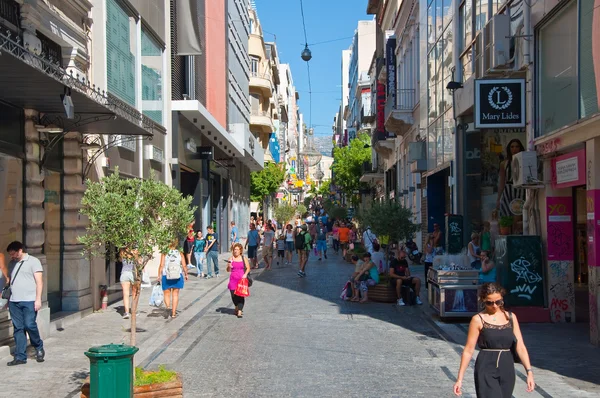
[389,88,416,111]
[250,70,272,81]
[250,109,270,118]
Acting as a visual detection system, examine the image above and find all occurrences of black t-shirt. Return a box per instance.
[390,258,409,276]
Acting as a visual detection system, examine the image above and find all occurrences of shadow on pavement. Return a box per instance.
[250,251,600,391]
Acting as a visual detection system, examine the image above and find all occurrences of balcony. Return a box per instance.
[250,110,274,135]
[249,71,273,98]
[385,89,415,137]
[360,161,384,185]
[372,131,395,156]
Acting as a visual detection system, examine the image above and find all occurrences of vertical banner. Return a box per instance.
[546,197,574,260]
[587,190,600,267]
[376,83,386,141]
[385,37,397,108]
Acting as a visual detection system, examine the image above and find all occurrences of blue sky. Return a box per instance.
[255,0,371,137]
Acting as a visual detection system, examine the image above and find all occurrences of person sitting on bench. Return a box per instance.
[389,255,423,306]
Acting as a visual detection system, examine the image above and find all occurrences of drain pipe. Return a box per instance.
[522,1,536,235]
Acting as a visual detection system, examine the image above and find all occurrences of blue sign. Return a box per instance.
[269,133,280,162]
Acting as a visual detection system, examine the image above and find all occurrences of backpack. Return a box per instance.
[165,251,182,280]
[295,232,307,250]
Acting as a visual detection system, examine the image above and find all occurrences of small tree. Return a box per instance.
[250,162,286,202]
[331,133,371,196]
[357,200,419,248]
[296,204,307,219]
[274,204,296,227]
[317,180,331,196]
[79,169,195,346]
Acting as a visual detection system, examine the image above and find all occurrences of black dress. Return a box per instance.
[474,314,516,397]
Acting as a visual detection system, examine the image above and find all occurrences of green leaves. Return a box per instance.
[250,162,286,202]
[357,200,419,244]
[316,180,331,196]
[273,204,296,227]
[331,133,371,195]
[79,169,196,278]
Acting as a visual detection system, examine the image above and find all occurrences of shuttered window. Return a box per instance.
[106,0,137,106]
[141,28,163,124]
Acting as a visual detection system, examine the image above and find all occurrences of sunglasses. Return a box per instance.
[484,299,504,307]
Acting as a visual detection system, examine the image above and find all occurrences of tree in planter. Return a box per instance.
[274,203,296,227]
[78,170,195,346]
[357,200,419,257]
[250,162,286,202]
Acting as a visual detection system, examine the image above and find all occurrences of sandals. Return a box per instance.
[350,297,360,302]
[236,310,243,318]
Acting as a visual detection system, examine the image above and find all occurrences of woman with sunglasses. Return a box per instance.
[453,283,535,397]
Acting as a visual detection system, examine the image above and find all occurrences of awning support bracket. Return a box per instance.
[81,134,152,183]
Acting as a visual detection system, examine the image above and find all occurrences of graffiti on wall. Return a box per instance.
[509,257,542,301]
[548,261,575,323]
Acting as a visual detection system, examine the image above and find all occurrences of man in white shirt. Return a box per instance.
[3,241,45,366]
[362,226,378,254]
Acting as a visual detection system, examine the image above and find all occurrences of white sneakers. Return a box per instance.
[397,297,424,306]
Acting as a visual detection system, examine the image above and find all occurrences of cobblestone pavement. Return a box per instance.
[1,251,599,397]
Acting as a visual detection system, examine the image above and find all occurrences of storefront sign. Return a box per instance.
[546,197,574,260]
[193,146,214,160]
[386,37,396,108]
[551,149,585,189]
[474,79,525,128]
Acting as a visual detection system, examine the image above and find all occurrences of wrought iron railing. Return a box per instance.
[0,29,162,135]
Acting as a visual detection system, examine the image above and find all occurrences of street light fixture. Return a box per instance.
[301,45,312,62]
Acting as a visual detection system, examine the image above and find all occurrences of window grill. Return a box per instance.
[37,30,62,65]
[0,0,19,31]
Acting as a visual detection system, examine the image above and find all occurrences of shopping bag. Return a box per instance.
[340,281,352,301]
[149,284,164,307]
[234,278,250,298]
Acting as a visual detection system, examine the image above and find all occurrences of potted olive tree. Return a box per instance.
[78,169,194,395]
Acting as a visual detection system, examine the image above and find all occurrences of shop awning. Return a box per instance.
[173,100,244,158]
[0,31,158,137]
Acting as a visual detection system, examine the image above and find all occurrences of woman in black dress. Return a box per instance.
[453,283,536,397]
[496,139,526,218]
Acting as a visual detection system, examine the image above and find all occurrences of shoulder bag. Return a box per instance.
[241,256,253,287]
[2,260,24,300]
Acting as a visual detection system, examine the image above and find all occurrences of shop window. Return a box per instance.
[427,2,435,51]
[537,1,578,135]
[0,154,23,260]
[106,0,137,106]
[0,101,23,148]
[141,27,164,124]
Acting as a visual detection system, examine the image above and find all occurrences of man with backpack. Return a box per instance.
[295,224,312,277]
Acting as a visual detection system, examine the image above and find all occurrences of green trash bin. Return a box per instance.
[84,343,139,398]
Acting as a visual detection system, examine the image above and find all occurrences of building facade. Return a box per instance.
[170,0,261,252]
[0,0,167,346]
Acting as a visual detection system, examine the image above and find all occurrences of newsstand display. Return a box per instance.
[428,253,481,319]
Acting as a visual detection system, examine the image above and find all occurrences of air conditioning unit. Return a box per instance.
[512,151,538,187]
[483,14,511,74]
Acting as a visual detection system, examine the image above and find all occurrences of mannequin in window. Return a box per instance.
[496,139,526,220]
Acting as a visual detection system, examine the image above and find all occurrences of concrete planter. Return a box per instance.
[81,375,183,398]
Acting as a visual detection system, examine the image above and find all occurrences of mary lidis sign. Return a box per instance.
[475,79,525,129]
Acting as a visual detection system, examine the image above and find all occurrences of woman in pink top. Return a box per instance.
[227,243,251,318]
[331,221,340,254]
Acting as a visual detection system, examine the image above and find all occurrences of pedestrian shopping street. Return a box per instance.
[1,251,598,397]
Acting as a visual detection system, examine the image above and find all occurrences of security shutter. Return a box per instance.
[106,0,136,106]
[170,0,184,100]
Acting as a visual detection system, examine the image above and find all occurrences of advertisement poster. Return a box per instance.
[546,197,574,261]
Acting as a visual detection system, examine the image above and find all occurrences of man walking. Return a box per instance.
[316,221,328,261]
[262,224,275,270]
[230,221,239,251]
[245,223,260,269]
[3,241,45,366]
[204,225,220,278]
[362,226,378,255]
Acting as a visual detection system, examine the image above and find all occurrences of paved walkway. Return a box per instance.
[1,250,599,397]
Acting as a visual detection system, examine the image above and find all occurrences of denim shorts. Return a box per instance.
[120,270,134,283]
[248,245,258,259]
[285,241,294,251]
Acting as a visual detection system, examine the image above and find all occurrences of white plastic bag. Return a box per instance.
[149,285,164,307]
